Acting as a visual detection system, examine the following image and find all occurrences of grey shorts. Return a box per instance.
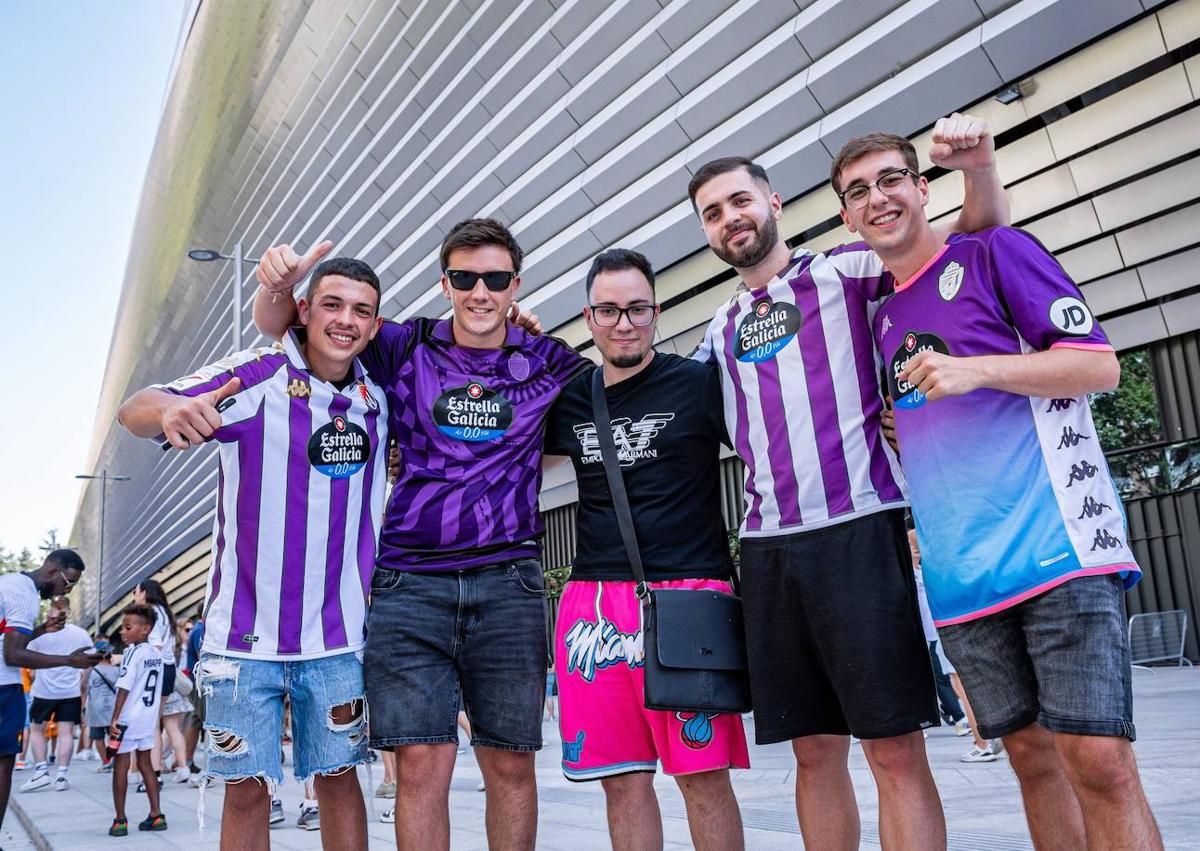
[938,574,1135,741]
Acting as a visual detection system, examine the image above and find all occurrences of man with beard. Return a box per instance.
[544,249,748,850]
[687,113,1008,850]
[0,550,100,828]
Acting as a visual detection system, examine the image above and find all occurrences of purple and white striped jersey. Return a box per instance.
[695,244,907,536]
[361,319,588,571]
[159,329,388,661]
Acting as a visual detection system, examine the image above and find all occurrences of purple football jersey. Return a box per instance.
[361,318,588,571]
[872,228,1139,625]
[695,244,907,535]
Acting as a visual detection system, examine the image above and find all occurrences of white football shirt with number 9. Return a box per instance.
[115,642,163,740]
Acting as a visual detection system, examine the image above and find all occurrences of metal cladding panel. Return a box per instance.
[76,0,1200,626]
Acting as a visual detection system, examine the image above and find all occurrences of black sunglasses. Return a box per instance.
[444,269,516,292]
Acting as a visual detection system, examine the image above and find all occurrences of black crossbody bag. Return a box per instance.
[590,369,752,713]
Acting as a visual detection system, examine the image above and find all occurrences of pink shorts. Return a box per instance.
[555,578,750,780]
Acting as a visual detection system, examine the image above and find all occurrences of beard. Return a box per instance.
[605,350,651,369]
[713,214,780,269]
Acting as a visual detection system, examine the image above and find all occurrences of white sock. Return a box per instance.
[56,765,68,776]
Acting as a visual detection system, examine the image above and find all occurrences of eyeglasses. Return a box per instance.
[588,303,658,327]
[838,168,917,209]
[444,269,516,292]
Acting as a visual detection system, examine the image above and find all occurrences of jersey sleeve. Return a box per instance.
[115,648,139,690]
[828,242,893,303]
[987,228,1112,351]
[157,345,282,399]
[359,319,417,387]
[690,318,719,364]
[0,580,38,635]
[540,336,590,388]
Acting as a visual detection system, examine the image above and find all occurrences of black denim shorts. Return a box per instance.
[364,559,547,751]
[938,573,1135,741]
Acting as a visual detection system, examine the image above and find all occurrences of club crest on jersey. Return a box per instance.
[433,382,513,441]
[888,331,950,409]
[1049,296,1094,335]
[286,379,311,398]
[734,300,801,362]
[357,380,379,411]
[308,418,370,478]
[938,261,964,301]
[508,351,530,382]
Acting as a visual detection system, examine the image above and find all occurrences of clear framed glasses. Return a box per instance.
[588,303,658,327]
[838,168,917,209]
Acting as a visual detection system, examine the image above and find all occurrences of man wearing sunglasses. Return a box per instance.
[543,248,749,850]
[254,218,588,851]
[687,113,1008,850]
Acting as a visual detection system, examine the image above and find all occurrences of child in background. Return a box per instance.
[108,605,166,836]
[84,640,118,770]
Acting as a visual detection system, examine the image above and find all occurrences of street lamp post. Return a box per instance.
[186,243,261,352]
[76,471,131,633]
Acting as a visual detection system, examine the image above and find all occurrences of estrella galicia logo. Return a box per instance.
[888,331,950,409]
[433,382,513,442]
[734,299,801,362]
[307,416,370,478]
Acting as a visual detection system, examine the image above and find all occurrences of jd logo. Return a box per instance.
[888,331,950,409]
[1049,296,1094,336]
[734,300,801,362]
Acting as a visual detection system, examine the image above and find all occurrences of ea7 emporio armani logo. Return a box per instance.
[574,414,676,467]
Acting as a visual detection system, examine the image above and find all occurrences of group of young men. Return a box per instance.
[111,109,1162,850]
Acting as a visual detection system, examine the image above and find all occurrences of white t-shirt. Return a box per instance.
[28,624,91,699]
[0,573,40,686]
[148,604,177,667]
[115,643,163,739]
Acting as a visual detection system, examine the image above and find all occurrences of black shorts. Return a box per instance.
[29,696,83,725]
[90,725,109,742]
[0,684,24,754]
[740,508,938,743]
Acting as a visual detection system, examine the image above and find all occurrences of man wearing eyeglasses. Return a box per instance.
[543,249,748,850]
[687,113,1008,850]
[254,218,588,851]
[835,130,1160,850]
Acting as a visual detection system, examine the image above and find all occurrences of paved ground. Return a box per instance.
[7,667,1198,849]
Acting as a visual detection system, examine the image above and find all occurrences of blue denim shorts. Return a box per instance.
[364,559,547,752]
[938,574,1135,741]
[197,651,367,784]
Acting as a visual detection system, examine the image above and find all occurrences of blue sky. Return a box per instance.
[0,1,186,557]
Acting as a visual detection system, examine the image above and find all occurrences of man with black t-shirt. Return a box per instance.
[545,249,748,851]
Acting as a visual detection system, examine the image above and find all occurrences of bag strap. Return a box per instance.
[590,369,651,598]
[96,666,117,695]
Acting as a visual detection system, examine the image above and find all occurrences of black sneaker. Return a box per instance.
[138,813,167,832]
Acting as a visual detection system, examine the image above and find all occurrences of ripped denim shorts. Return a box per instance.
[196,651,367,784]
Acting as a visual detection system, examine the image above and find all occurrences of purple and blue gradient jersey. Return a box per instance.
[361,318,588,571]
[695,244,907,536]
[159,329,388,660]
[872,227,1140,626]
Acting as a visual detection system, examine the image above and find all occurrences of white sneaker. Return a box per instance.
[53,775,69,792]
[380,807,394,824]
[297,805,320,831]
[19,771,50,792]
[173,767,191,783]
[960,744,998,763]
[954,719,971,737]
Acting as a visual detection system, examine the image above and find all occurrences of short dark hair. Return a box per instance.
[830,132,919,195]
[45,549,85,574]
[122,603,156,627]
[687,157,771,211]
[309,257,382,313]
[585,249,656,298]
[440,218,523,273]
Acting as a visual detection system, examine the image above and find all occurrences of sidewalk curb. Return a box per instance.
[8,795,52,851]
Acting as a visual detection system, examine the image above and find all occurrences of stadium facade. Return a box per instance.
[75,0,1200,658]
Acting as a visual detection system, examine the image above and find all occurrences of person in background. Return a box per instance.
[84,640,119,770]
[182,615,204,784]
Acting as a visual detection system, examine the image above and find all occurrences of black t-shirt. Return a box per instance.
[544,352,734,582]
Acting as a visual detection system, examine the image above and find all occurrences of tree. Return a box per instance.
[38,529,60,554]
[1090,348,1163,451]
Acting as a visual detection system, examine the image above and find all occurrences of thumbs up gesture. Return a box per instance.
[160,377,242,450]
[256,240,334,298]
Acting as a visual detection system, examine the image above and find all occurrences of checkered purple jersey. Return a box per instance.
[158,329,388,660]
[872,228,1139,625]
[361,319,588,571]
[694,244,907,536]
